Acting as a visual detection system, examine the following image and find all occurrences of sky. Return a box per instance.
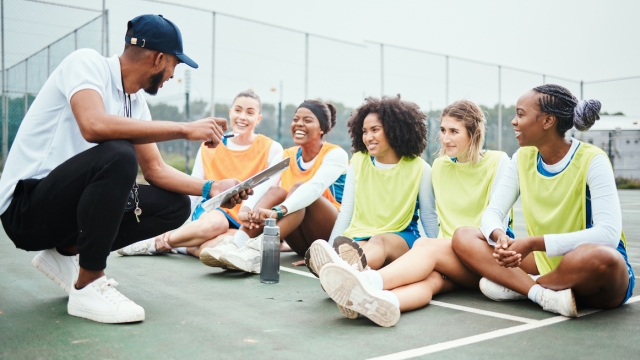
[5,0,640,115]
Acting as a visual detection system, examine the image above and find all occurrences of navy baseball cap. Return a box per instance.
[125,14,198,68]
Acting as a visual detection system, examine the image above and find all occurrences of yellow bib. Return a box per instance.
[200,135,274,222]
[518,142,626,274]
[431,151,504,238]
[342,152,424,239]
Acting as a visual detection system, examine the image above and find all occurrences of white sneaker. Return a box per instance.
[200,236,238,268]
[319,263,400,327]
[479,277,527,301]
[31,249,80,294]
[538,288,578,318]
[332,236,368,271]
[116,238,158,256]
[68,276,145,323]
[221,235,262,274]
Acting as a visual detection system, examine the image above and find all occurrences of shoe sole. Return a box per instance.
[221,254,260,274]
[320,264,399,327]
[68,303,145,323]
[561,290,578,318]
[333,236,367,271]
[32,254,72,294]
[199,251,229,268]
[479,277,527,302]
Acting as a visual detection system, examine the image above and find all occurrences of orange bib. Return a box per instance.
[281,142,342,210]
[200,135,274,222]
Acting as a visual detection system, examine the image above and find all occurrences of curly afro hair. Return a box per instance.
[347,95,427,158]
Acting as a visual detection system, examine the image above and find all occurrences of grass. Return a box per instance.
[616,177,640,190]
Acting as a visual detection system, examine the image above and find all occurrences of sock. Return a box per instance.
[382,290,400,309]
[528,284,544,304]
[234,230,250,248]
[175,247,188,255]
[529,274,541,281]
[361,269,383,291]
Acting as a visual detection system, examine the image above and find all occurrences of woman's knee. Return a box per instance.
[570,245,624,276]
[199,217,230,239]
[451,227,481,254]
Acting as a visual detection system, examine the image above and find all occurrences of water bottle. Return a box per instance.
[260,218,280,284]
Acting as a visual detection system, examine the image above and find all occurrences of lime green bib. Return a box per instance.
[431,151,504,238]
[342,152,425,239]
[518,142,626,274]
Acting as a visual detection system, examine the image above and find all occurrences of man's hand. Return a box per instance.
[210,179,253,209]
[185,118,225,148]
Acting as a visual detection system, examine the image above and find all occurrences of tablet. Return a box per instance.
[200,156,291,212]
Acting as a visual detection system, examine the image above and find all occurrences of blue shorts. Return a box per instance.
[353,219,421,249]
[617,240,635,306]
[215,208,240,229]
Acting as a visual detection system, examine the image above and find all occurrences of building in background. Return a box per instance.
[570,115,640,179]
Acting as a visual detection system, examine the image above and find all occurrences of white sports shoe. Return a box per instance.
[305,240,359,319]
[200,236,238,268]
[539,288,578,318]
[479,277,527,301]
[320,263,400,327]
[31,249,80,294]
[221,235,262,274]
[68,276,145,323]
[116,238,158,256]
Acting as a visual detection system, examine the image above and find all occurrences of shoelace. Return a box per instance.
[96,278,129,303]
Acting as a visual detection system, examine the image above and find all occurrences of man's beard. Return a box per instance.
[144,69,166,95]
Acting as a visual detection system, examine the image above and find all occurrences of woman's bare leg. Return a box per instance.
[186,229,238,257]
[358,234,409,270]
[283,195,338,256]
[161,210,229,248]
[392,271,457,312]
[379,237,481,290]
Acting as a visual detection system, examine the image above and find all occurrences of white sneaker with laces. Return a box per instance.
[200,236,238,268]
[221,235,262,274]
[68,276,145,323]
[116,238,158,256]
[479,277,527,301]
[31,249,79,294]
[319,263,400,327]
[538,288,578,318]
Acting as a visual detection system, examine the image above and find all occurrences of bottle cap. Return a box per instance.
[265,218,276,227]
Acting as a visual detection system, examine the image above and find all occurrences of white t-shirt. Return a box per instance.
[0,49,152,214]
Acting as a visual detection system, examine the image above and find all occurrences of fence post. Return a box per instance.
[1,0,6,163]
[380,43,384,96]
[445,55,449,106]
[498,65,502,151]
[304,33,309,99]
[210,11,216,117]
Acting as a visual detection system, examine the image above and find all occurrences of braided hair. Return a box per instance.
[347,95,427,158]
[532,84,601,135]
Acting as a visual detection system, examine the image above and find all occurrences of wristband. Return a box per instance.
[271,205,283,219]
[202,180,214,200]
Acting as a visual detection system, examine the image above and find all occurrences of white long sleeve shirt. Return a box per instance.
[481,138,622,256]
[329,159,440,243]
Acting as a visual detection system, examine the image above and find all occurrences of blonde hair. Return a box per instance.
[437,100,486,164]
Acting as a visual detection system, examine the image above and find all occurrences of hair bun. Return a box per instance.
[326,103,337,129]
[573,99,601,131]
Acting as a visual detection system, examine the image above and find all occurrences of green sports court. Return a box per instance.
[1,190,638,359]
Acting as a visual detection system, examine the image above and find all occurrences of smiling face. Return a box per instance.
[291,107,323,146]
[229,96,261,135]
[362,113,392,157]
[440,116,472,160]
[513,90,547,147]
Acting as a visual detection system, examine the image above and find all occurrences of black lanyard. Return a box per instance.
[120,73,131,118]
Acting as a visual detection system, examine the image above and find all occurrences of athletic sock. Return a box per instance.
[233,230,250,248]
[174,247,188,255]
[382,290,400,309]
[528,284,544,304]
[361,269,383,291]
[529,274,541,281]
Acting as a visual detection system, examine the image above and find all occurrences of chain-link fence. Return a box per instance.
[2,0,638,176]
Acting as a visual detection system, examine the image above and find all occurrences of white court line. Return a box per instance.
[367,296,640,360]
[280,266,317,278]
[429,300,536,324]
[281,265,538,323]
